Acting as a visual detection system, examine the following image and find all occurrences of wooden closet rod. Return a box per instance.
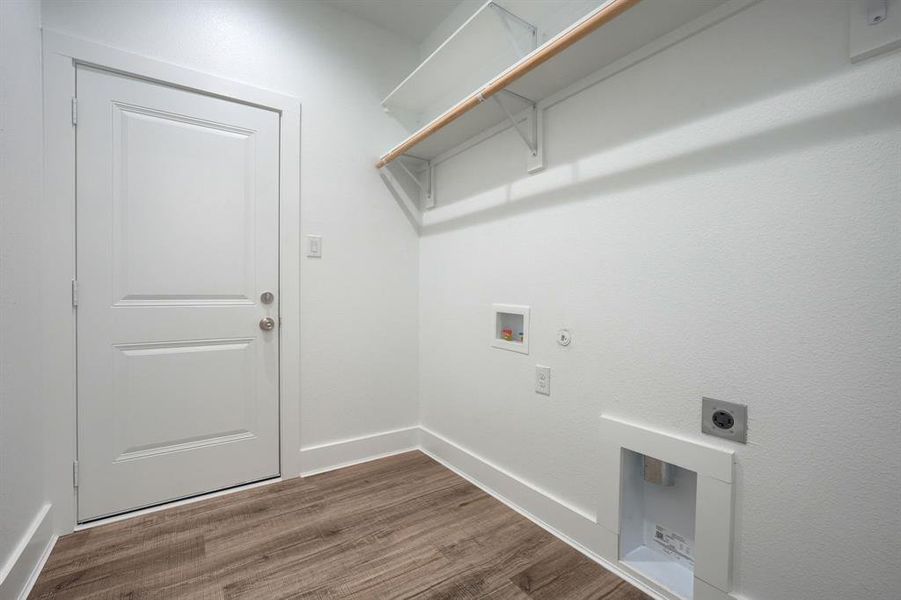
[376,0,641,169]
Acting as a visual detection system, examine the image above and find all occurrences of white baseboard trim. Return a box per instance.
[0,503,55,600]
[299,426,420,476]
[16,534,56,600]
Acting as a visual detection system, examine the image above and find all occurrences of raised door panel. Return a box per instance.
[111,338,257,462]
[111,103,256,306]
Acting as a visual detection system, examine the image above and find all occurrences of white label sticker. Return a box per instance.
[650,523,694,567]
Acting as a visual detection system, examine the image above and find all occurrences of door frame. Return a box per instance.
[42,30,302,531]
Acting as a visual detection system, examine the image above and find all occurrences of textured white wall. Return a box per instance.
[0,0,48,574]
[41,0,422,451]
[419,2,901,599]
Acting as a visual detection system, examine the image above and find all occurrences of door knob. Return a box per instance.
[259,317,276,331]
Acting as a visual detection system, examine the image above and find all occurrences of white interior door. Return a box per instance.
[76,66,281,521]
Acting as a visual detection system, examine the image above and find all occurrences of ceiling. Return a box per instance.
[322,0,463,44]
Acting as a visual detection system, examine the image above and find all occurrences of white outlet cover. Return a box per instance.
[535,365,550,395]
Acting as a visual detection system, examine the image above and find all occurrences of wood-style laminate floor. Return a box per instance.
[30,451,651,600]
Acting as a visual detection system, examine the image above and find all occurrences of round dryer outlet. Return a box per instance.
[702,397,748,443]
[712,410,735,430]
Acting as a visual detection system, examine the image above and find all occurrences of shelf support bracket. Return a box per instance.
[489,2,538,59]
[379,164,422,230]
[397,156,434,209]
[493,91,545,174]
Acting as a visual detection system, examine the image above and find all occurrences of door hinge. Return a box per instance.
[73,460,79,488]
[71,97,77,126]
[71,279,79,307]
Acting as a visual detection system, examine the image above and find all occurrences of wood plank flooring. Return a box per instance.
[30,451,650,599]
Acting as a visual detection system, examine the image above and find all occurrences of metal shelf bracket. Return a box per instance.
[489,2,538,59]
[397,155,435,209]
[494,90,545,174]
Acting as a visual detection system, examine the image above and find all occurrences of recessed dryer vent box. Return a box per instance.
[599,416,735,600]
[620,449,697,600]
[491,304,529,354]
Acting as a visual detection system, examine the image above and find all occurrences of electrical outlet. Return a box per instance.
[535,365,550,396]
[701,397,747,443]
[307,235,322,258]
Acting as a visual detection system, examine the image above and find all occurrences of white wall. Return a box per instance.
[419,2,901,600]
[40,1,422,462]
[0,0,52,593]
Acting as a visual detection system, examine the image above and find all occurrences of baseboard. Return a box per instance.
[299,426,420,476]
[0,503,55,600]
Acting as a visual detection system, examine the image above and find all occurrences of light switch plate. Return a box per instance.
[702,397,747,443]
[307,235,322,258]
[535,365,550,396]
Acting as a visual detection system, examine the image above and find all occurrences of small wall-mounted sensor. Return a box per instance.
[556,329,572,346]
[701,397,748,443]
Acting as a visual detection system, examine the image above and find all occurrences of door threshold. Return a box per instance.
[75,475,283,530]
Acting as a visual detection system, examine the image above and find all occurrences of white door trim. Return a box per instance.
[41,30,302,532]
